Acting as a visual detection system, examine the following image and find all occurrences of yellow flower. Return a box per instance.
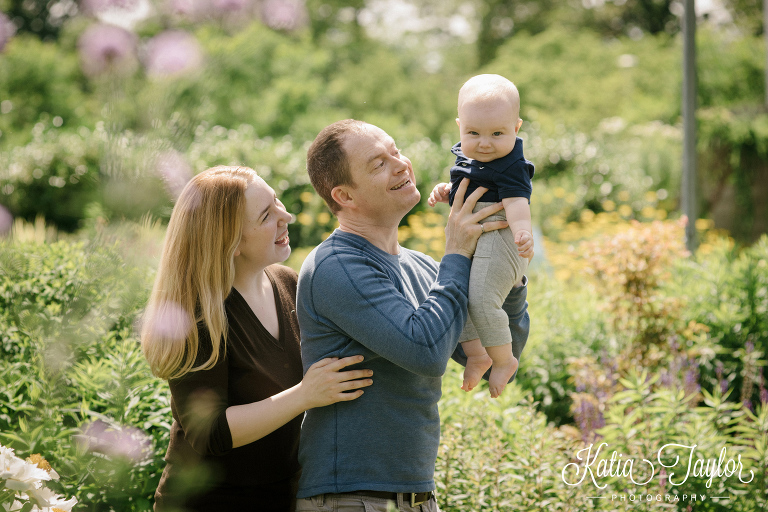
[317,212,331,225]
[618,190,630,201]
[618,204,633,217]
[553,187,566,198]
[297,213,312,226]
[300,191,313,203]
[602,200,616,212]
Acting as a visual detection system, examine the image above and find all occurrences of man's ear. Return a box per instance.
[331,185,355,210]
[515,118,523,133]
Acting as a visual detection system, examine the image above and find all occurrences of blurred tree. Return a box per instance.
[577,0,680,37]
[304,0,366,45]
[476,0,559,66]
[2,0,80,40]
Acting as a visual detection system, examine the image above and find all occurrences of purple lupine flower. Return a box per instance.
[260,0,307,31]
[0,204,12,235]
[574,395,604,443]
[743,399,754,413]
[659,370,673,388]
[720,379,729,394]
[156,150,192,200]
[0,12,17,52]
[144,31,203,77]
[78,23,137,76]
[683,362,700,397]
[746,340,755,354]
[715,361,724,380]
[758,372,768,405]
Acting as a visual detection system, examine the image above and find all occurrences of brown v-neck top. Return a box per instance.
[154,265,303,509]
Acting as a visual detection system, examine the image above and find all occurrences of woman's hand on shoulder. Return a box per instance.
[299,356,373,409]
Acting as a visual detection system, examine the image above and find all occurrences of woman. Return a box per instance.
[141,166,372,511]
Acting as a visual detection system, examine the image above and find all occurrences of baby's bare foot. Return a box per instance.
[462,354,493,392]
[489,357,519,398]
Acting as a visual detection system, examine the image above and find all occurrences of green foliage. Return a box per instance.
[669,235,768,407]
[0,234,168,511]
[0,35,92,148]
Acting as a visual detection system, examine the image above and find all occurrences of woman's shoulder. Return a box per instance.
[266,263,298,284]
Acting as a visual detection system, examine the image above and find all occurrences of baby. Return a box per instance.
[428,74,534,398]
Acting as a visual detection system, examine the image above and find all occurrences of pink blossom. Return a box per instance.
[0,12,16,52]
[0,204,12,236]
[144,31,203,77]
[156,150,193,200]
[79,421,151,462]
[213,0,251,13]
[260,0,308,31]
[150,301,192,341]
[77,23,137,76]
[81,0,138,15]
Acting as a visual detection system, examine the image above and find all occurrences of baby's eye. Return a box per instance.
[469,131,479,136]
[493,131,502,136]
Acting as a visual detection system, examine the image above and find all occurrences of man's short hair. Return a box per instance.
[306,119,368,213]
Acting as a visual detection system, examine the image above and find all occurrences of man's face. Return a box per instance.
[340,124,421,223]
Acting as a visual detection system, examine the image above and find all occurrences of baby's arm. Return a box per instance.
[502,197,533,260]
[427,182,451,207]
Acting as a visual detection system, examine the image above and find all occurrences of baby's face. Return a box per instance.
[457,98,522,163]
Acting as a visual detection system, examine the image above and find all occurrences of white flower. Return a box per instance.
[26,487,77,511]
[1,457,51,492]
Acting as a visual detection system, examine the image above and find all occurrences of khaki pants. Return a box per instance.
[296,493,441,512]
[461,202,527,348]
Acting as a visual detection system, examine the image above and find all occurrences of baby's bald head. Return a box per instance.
[457,74,520,120]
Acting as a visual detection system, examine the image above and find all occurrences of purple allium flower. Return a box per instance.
[81,0,138,15]
[78,23,137,76]
[260,0,308,31]
[156,150,192,200]
[148,301,192,341]
[0,12,16,52]
[720,379,729,394]
[213,0,250,13]
[81,420,151,462]
[166,0,208,18]
[144,31,203,77]
[0,204,12,235]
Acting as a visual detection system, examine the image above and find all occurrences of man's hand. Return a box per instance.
[427,182,451,207]
[444,179,507,259]
[515,229,534,261]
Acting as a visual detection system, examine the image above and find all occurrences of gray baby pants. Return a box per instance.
[459,201,528,347]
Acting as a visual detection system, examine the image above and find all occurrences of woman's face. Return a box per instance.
[234,177,292,270]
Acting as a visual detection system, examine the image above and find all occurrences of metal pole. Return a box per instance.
[764,0,768,106]
[682,0,698,252]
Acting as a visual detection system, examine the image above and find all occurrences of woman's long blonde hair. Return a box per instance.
[141,166,257,380]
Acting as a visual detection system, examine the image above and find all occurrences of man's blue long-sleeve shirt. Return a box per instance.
[296,229,529,497]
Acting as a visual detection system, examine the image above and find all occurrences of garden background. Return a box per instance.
[1,0,768,510]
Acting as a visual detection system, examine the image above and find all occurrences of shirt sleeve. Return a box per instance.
[494,160,534,201]
[450,276,530,381]
[308,253,472,377]
[167,325,233,457]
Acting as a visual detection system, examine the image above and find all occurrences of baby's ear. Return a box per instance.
[515,118,523,133]
[455,118,461,127]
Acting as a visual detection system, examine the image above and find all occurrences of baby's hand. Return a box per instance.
[515,229,534,261]
[427,183,451,207]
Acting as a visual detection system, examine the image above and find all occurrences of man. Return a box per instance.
[295,120,531,512]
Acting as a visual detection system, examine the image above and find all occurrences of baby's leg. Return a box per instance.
[485,344,519,398]
[460,338,492,392]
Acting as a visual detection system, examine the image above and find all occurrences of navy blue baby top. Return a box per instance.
[448,137,535,206]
